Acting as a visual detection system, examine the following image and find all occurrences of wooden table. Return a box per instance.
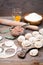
[0,17,43,65]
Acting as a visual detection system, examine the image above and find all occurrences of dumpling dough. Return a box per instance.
[32,31,39,37]
[36,34,43,40]
[25,33,32,40]
[39,28,43,35]
[29,37,37,44]
[22,40,31,47]
[17,35,25,43]
[29,49,38,56]
[4,40,14,46]
[34,41,43,48]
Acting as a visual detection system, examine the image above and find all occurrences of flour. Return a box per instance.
[25,13,42,22]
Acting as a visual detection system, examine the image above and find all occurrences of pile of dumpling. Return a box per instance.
[17,28,43,56]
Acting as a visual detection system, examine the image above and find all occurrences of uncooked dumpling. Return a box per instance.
[17,35,25,43]
[22,40,31,47]
[25,33,32,40]
[29,49,38,56]
[39,28,43,35]
[29,37,37,44]
[34,41,43,48]
[32,31,39,37]
[36,34,43,40]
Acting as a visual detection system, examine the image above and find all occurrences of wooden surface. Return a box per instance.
[0,17,43,65]
[0,0,43,16]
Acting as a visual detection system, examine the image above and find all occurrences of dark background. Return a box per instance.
[0,0,43,16]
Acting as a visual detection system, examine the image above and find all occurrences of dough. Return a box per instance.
[36,34,43,40]
[5,48,15,55]
[17,35,25,43]
[34,41,43,48]
[39,28,43,35]
[4,40,14,47]
[25,33,32,40]
[22,40,31,47]
[32,31,39,37]
[29,49,38,56]
[29,37,37,44]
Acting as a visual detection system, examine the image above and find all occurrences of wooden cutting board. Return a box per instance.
[0,17,43,65]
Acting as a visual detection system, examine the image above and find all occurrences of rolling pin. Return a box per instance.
[24,25,39,30]
[0,18,26,26]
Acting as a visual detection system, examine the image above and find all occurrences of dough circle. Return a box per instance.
[4,40,14,46]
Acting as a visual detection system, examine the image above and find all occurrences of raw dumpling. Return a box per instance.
[25,33,32,40]
[17,35,25,43]
[29,37,37,44]
[29,49,38,56]
[39,28,43,35]
[32,31,39,37]
[22,40,31,47]
[34,41,43,48]
[36,34,43,40]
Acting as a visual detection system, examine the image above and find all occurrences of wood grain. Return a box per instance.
[0,0,43,16]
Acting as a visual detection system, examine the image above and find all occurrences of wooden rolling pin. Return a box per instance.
[0,18,26,26]
[25,25,39,30]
